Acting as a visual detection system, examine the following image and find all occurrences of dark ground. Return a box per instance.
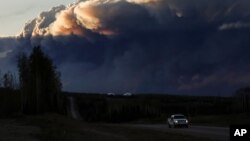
[0,114,217,141]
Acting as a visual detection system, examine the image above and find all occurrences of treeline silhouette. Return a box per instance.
[66,93,236,123]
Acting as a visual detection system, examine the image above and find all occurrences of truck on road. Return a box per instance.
[167,114,189,128]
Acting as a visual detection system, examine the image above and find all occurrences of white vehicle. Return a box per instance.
[167,114,189,128]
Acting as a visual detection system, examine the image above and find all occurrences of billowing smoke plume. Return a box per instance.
[20,5,66,37]
[1,0,250,95]
[19,0,250,38]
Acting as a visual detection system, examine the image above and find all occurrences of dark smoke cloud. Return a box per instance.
[1,0,250,95]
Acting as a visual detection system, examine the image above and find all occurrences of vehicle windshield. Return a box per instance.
[174,116,185,119]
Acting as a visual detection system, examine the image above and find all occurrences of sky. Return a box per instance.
[1,0,250,96]
[0,0,75,36]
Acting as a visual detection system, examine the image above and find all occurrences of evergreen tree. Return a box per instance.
[18,53,31,113]
[18,46,62,114]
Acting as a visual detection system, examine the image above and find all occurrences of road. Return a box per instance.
[124,124,229,141]
[66,97,229,140]
[67,96,82,120]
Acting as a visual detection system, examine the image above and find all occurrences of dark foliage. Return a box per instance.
[234,87,250,114]
[0,71,17,90]
[0,88,21,116]
[18,46,62,114]
[64,92,234,123]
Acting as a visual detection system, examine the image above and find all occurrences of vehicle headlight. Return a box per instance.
[174,120,178,123]
[186,120,189,123]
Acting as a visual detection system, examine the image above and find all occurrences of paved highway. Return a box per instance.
[67,97,229,141]
[125,124,229,141]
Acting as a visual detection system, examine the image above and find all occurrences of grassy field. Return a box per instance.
[7,114,216,141]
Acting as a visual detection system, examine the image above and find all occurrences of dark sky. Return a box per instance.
[1,0,250,96]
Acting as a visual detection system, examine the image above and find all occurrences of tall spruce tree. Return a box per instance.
[18,46,62,114]
[17,53,31,113]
